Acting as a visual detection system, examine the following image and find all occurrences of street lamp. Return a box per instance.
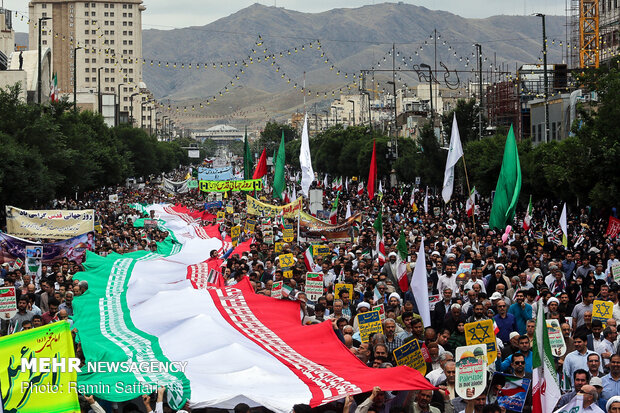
[347,99,355,126]
[37,16,51,104]
[419,64,433,124]
[129,92,139,126]
[149,106,153,135]
[535,13,550,143]
[140,99,149,129]
[474,44,483,140]
[97,67,103,114]
[161,115,168,139]
[322,109,329,129]
[73,46,82,112]
[116,82,126,126]
[386,80,397,136]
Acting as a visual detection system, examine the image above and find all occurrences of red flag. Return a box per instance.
[252,148,268,179]
[367,140,377,200]
[606,216,620,239]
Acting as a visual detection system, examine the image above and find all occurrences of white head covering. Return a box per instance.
[388,292,402,305]
[357,302,371,311]
[547,297,560,306]
[606,396,620,412]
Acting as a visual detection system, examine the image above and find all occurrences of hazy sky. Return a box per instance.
[6,0,567,33]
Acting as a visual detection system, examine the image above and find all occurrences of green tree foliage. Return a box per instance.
[441,98,487,145]
[0,84,190,208]
[254,121,299,156]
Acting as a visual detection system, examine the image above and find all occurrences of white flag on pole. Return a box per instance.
[410,238,430,327]
[442,113,464,203]
[345,201,351,219]
[424,187,429,214]
[299,113,314,197]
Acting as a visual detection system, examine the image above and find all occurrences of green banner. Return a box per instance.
[199,179,263,192]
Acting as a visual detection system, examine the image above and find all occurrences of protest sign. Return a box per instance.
[216,211,225,223]
[357,310,383,343]
[25,246,43,277]
[187,180,198,189]
[455,344,487,399]
[305,273,324,302]
[279,253,295,278]
[335,283,354,301]
[488,373,531,413]
[204,201,223,210]
[245,218,256,233]
[162,178,190,195]
[546,319,567,357]
[6,206,95,239]
[197,166,233,181]
[271,281,283,299]
[0,287,17,319]
[0,321,80,412]
[0,232,93,266]
[199,179,262,192]
[312,245,331,257]
[246,195,303,218]
[263,229,274,245]
[282,224,295,243]
[275,242,284,253]
[593,300,613,325]
[456,263,473,285]
[143,219,158,229]
[233,214,241,225]
[611,263,620,283]
[109,194,119,202]
[393,339,427,375]
[299,212,361,242]
[465,319,498,364]
[231,226,241,247]
[226,205,234,214]
[429,295,441,311]
[372,304,386,321]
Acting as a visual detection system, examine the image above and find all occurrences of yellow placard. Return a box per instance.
[278,253,295,268]
[593,300,613,325]
[357,310,384,343]
[216,211,225,223]
[464,319,497,364]
[6,206,94,239]
[0,321,80,412]
[312,245,331,257]
[275,242,284,253]
[282,224,295,243]
[393,339,427,375]
[199,179,263,192]
[226,206,234,214]
[245,218,256,233]
[231,226,241,247]
[335,283,354,300]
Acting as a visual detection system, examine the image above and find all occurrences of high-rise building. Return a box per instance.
[28,0,147,117]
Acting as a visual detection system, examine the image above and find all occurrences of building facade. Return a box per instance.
[28,0,145,115]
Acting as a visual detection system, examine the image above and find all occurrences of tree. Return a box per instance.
[441,98,487,145]
[254,121,299,155]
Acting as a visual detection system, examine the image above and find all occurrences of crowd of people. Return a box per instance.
[1,164,619,413]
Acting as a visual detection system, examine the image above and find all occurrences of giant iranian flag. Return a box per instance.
[73,204,433,412]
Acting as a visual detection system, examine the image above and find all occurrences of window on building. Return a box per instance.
[128,21,133,26]
[128,49,133,55]
[105,3,109,8]
[110,30,114,34]
[85,29,89,34]
[129,68,133,73]
[123,4,127,8]
[110,4,114,8]
[110,40,114,44]
[91,11,96,16]
[85,58,90,63]
[110,12,114,16]
[128,31,133,35]
[111,68,115,73]
[85,77,90,82]
[128,13,132,17]
[91,30,96,34]
[42,40,47,45]
[129,77,133,82]
[92,77,96,82]
[42,3,47,8]
[123,40,127,45]
[128,40,133,45]
[123,21,127,26]
[104,12,108,16]
[85,20,89,25]
[42,12,47,17]
[128,4,132,8]
[122,12,127,17]
[85,48,90,53]
[85,2,89,7]
[123,30,127,35]
[109,21,114,25]
[85,39,90,44]
[91,2,96,6]
[85,68,90,73]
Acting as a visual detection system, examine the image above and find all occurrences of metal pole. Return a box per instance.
[37,17,51,104]
[73,46,81,112]
[537,13,550,143]
[392,43,397,136]
[475,44,483,140]
[116,82,125,126]
[149,106,153,135]
[367,93,372,128]
[97,67,102,114]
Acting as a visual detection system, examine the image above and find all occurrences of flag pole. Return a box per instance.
[461,156,476,229]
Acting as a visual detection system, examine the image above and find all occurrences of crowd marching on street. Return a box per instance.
[1,164,619,413]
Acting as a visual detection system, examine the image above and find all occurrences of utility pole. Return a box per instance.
[536,13,550,143]
[475,44,483,140]
[37,16,51,104]
[392,43,397,137]
[73,46,81,112]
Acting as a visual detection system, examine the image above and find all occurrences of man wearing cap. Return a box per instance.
[590,376,608,411]
[580,384,605,413]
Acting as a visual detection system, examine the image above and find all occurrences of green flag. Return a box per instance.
[489,125,522,230]
[397,229,407,261]
[273,131,286,200]
[243,127,253,180]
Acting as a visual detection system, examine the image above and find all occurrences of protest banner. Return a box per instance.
[357,310,383,343]
[233,214,241,225]
[0,287,17,320]
[162,178,190,194]
[204,201,223,210]
[246,195,303,218]
[279,253,295,278]
[216,211,225,223]
[593,300,613,325]
[231,226,241,247]
[305,273,324,302]
[612,263,620,283]
[488,373,531,413]
[335,283,354,301]
[198,166,233,181]
[0,232,93,266]
[200,179,263,192]
[555,394,584,413]
[187,180,198,189]
[605,215,620,239]
[143,219,159,229]
[6,206,95,239]
[226,205,234,214]
[271,281,283,299]
[372,304,386,321]
[465,319,498,364]
[546,319,567,357]
[263,229,274,245]
[282,224,295,243]
[109,194,119,202]
[0,321,80,412]
[312,245,331,257]
[455,344,487,399]
[25,246,42,277]
[456,263,473,285]
[299,212,361,242]
[245,218,256,233]
[393,339,427,375]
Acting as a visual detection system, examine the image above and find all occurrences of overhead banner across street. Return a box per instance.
[199,179,263,192]
[72,204,434,413]
[5,206,94,239]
